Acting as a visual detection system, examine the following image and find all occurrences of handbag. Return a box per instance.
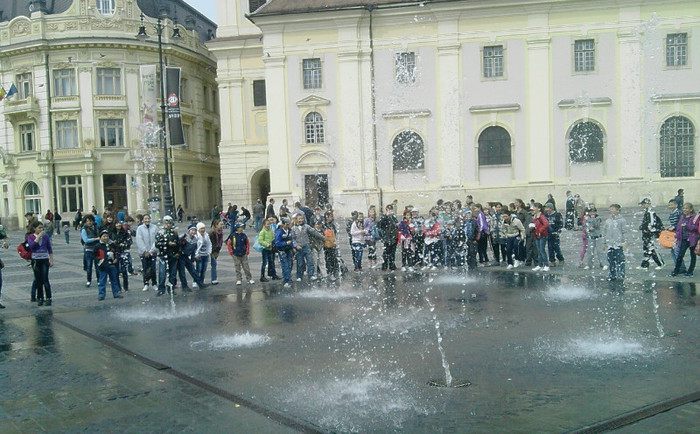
[657,230,675,249]
[253,236,264,253]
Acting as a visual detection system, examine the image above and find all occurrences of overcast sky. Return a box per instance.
[183,0,217,23]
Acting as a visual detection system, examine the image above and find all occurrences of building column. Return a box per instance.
[263,52,293,200]
[617,29,643,180]
[337,50,366,191]
[84,168,95,213]
[526,33,553,184]
[436,17,462,188]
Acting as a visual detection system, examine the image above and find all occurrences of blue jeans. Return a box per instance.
[351,243,364,269]
[674,239,697,274]
[671,244,686,272]
[278,249,293,283]
[196,255,210,284]
[210,255,218,282]
[32,259,52,300]
[98,265,120,298]
[607,248,626,280]
[505,237,521,265]
[83,249,96,283]
[178,255,202,287]
[535,238,548,267]
[254,216,264,233]
[547,233,564,262]
[261,248,277,278]
[295,245,314,278]
[158,257,178,293]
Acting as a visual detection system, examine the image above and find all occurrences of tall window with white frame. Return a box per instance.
[478,126,511,166]
[568,121,604,163]
[574,39,595,72]
[16,72,32,99]
[24,182,41,215]
[302,58,322,89]
[395,52,416,84]
[182,175,193,209]
[53,69,77,96]
[392,131,425,171]
[96,0,115,15]
[98,119,124,147]
[304,112,325,144]
[20,123,35,152]
[483,45,504,78]
[56,120,79,149]
[660,116,694,178]
[666,33,688,67]
[59,175,83,213]
[96,68,121,95]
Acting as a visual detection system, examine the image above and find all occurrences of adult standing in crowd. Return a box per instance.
[253,199,265,232]
[27,220,53,306]
[81,215,99,287]
[266,198,276,219]
[377,204,398,271]
[0,225,8,308]
[136,214,158,291]
[671,203,698,277]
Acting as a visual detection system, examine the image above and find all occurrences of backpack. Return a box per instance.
[324,228,336,248]
[17,240,32,261]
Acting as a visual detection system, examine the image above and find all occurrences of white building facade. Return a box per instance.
[213,0,700,214]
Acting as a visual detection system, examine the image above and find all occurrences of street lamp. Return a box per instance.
[136,12,180,217]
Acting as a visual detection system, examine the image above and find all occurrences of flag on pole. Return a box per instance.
[5,83,18,101]
[0,86,6,102]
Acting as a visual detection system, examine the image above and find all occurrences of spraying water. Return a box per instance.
[424,295,452,387]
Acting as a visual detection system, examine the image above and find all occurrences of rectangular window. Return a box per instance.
[212,89,218,113]
[207,177,216,210]
[56,120,79,149]
[483,46,504,78]
[183,124,191,149]
[182,175,193,209]
[53,69,77,96]
[395,52,416,84]
[59,175,83,213]
[253,80,266,107]
[20,124,35,152]
[98,119,124,147]
[181,77,188,103]
[148,174,165,202]
[16,72,32,99]
[666,33,688,67]
[96,0,115,15]
[96,68,121,95]
[204,129,212,154]
[574,39,595,72]
[203,84,211,111]
[302,58,322,89]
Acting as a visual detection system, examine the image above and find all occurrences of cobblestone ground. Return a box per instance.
[0,213,698,432]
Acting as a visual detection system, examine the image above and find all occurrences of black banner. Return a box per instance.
[165,67,185,146]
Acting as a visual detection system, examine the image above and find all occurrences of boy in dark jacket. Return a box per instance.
[112,220,133,291]
[638,198,664,270]
[178,224,203,291]
[275,217,295,287]
[228,223,254,284]
[544,202,565,266]
[463,209,479,270]
[95,230,123,300]
[155,216,179,295]
[377,204,399,271]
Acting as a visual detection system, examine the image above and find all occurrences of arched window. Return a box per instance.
[24,181,41,215]
[304,112,325,144]
[569,121,604,163]
[478,126,511,166]
[392,131,425,171]
[660,116,695,178]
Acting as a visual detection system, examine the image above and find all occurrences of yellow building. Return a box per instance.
[213,0,700,214]
[0,0,221,228]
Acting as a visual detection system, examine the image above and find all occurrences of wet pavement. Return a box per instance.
[0,223,698,432]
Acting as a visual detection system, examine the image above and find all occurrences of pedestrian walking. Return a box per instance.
[637,198,665,270]
[27,221,53,306]
[135,214,158,291]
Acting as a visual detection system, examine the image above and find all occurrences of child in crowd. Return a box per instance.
[398,210,414,270]
[310,220,328,280]
[228,223,254,285]
[323,212,339,281]
[178,224,204,291]
[604,204,627,281]
[258,218,279,282]
[350,212,366,272]
[583,207,606,270]
[95,229,123,300]
[463,209,479,270]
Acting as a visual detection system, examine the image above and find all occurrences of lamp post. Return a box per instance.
[136,12,179,217]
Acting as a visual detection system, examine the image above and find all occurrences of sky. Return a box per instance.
[183,0,217,23]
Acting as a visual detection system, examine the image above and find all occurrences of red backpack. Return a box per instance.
[17,240,32,261]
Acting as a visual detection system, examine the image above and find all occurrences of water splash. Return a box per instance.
[190,332,271,351]
[113,304,209,323]
[543,285,598,302]
[651,287,665,338]
[294,289,361,299]
[535,332,663,364]
[424,296,452,387]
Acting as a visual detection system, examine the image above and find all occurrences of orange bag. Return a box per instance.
[657,230,675,249]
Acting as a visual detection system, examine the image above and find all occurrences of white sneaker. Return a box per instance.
[296,278,302,282]
[310,275,318,281]
[329,276,337,281]
[655,265,664,270]
[192,282,198,288]
[507,264,514,269]
[142,284,149,291]
[151,284,158,291]
[430,266,437,271]
[236,280,242,285]
[86,281,91,287]
[603,265,609,271]
[532,266,542,271]
[249,279,255,284]
[211,280,219,285]
[542,266,550,272]
[284,282,291,288]
[401,267,406,271]
[584,266,590,270]
[408,267,414,272]
[514,260,521,268]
